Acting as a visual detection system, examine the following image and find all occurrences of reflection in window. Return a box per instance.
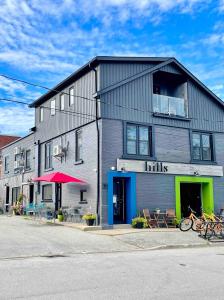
[192,132,213,161]
[126,124,151,157]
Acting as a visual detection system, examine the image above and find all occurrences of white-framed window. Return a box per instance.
[50,99,56,116]
[69,87,74,106]
[60,94,65,111]
[40,107,44,122]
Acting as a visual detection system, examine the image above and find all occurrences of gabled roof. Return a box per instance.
[30,56,224,110]
[29,56,169,108]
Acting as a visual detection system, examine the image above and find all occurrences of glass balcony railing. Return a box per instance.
[153,94,187,117]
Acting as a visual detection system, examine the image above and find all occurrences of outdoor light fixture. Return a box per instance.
[4,183,9,187]
[110,166,116,171]
[121,167,126,172]
[194,171,200,176]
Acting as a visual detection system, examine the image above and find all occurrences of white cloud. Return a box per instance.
[0,104,34,136]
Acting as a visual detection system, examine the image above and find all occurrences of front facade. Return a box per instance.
[1,57,224,226]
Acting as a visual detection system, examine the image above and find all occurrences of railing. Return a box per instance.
[153,94,186,117]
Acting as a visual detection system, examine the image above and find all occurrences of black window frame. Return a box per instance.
[45,142,53,170]
[191,131,215,163]
[79,189,87,204]
[25,149,31,170]
[123,122,154,160]
[42,184,53,202]
[75,130,83,162]
[4,156,9,173]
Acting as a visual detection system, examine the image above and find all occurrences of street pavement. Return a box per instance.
[1,216,223,299]
[1,246,224,299]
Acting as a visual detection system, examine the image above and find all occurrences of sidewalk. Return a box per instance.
[30,216,211,250]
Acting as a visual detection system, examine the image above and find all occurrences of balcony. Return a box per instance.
[153,94,187,118]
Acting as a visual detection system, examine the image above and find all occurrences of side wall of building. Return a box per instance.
[35,121,99,214]
[0,134,35,208]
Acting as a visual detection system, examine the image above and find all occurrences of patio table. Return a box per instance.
[153,212,168,228]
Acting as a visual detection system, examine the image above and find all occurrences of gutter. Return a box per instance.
[89,63,100,225]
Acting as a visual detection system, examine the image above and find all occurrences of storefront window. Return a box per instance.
[125,123,152,157]
[192,132,213,161]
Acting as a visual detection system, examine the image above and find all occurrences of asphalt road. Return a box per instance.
[1,216,223,299]
[1,247,224,299]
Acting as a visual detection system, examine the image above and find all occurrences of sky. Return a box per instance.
[0,0,224,136]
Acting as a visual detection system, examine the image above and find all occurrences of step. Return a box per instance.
[113,224,132,229]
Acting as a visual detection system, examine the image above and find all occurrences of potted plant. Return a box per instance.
[131,216,147,229]
[57,209,64,222]
[82,213,96,226]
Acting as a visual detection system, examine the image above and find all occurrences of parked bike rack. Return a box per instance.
[200,221,224,242]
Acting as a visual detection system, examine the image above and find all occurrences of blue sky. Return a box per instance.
[0,0,224,136]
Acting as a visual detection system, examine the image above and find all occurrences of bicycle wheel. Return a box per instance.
[213,223,224,238]
[179,218,193,231]
[192,218,204,232]
[201,222,213,239]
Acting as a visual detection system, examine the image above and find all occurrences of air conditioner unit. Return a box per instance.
[14,161,19,169]
[53,145,64,157]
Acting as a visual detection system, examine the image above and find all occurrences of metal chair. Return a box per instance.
[143,208,158,228]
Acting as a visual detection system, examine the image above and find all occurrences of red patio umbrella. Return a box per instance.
[33,172,86,184]
[33,172,87,212]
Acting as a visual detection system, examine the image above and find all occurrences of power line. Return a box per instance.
[0,98,95,120]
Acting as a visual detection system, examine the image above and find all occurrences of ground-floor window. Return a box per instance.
[42,184,53,202]
[12,187,20,205]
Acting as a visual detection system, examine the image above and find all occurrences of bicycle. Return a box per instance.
[179,207,204,232]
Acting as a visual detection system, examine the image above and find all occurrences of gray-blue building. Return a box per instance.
[1,56,224,226]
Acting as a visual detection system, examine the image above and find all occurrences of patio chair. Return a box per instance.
[143,208,158,228]
[165,209,177,228]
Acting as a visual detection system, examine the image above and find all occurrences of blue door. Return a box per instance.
[108,171,136,225]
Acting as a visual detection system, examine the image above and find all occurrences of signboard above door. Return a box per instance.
[117,159,223,177]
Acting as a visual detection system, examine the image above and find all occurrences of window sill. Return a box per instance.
[122,155,157,161]
[190,160,217,165]
[153,112,191,121]
[44,168,54,172]
[79,201,88,205]
[74,160,84,165]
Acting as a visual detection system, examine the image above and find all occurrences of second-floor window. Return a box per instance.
[25,150,31,170]
[192,132,214,161]
[51,99,56,116]
[60,94,65,111]
[69,87,74,106]
[4,156,9,173]
[76,130,83,161]
[125,123,152,157]
[40,107,44,122]
[45,142,53,169]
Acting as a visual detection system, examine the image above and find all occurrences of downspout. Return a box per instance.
[89,64,100,225]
